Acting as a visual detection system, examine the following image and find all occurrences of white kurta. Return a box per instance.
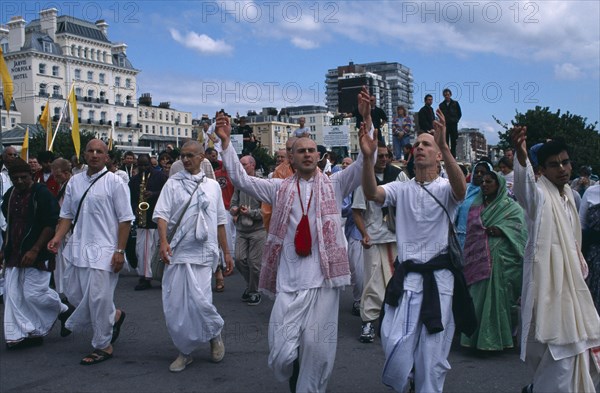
[60,169,135,272]
[221,144,364,393]
[380,177,461,393]
[153,171,228,355]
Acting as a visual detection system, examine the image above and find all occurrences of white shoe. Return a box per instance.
[169,353,193,372]
[210,334,225,363]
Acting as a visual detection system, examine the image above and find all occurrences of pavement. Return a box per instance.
[0,271,532,392]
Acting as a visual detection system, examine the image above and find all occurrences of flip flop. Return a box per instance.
[215,279,225,292]
[80,349,113,365]
[110,310,126,344]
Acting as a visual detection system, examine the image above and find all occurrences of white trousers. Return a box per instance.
[348,237,364,303]
[527,340,600,392]
[136,228,158,279]
[216,215,236,270]
[64,265,118,349]
[162,263,224,355]
[361,242,396,322]
[380,290,455,393]
[54,232,71,294]
[268,287,339,393]
[4,267,67,342]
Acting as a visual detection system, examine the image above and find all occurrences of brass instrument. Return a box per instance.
[137,172,150,227]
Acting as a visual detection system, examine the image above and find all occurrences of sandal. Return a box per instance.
[215,278,225,292]
[80,349,113,365]
[111,310,126,344]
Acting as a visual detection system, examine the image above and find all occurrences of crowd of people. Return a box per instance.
[0,87,599,392]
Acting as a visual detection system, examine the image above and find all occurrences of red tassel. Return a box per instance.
[294,214,312,256]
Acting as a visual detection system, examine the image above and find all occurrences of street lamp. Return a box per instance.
[175,117,180,148]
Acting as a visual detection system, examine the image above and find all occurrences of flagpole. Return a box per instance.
[49,82,73,151]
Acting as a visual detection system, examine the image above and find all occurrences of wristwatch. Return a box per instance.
[115,249,126,254]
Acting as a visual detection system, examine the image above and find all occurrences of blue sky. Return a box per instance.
[4,1,599,144]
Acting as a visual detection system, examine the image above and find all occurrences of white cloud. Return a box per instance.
[554,63,583,80]
[169,29,233,55]
[291,37,319,49]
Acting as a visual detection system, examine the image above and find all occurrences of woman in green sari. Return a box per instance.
[461,172,527,351]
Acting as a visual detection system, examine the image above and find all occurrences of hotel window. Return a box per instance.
[115,76,121,87]
[100,112,107,122]
[88,110,95,121]
[52,65,59,76]
[54,107,60,117]
[117,134,123,142]
[152,125,155,134]
[75,87,82,97]
[74,69,81,79]
[39,83,47,96]
[159,112,162,120]
[39,63,46,74]
[116,113,122,124]
[116,94,122,104]
[87,89,95,98]
[43,42,52,53]
[99,73,105,84]
[87,71,93,82]
[125,78,131,88]
[160,126,163,135]
[53,85,60,97]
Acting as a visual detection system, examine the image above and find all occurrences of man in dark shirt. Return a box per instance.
[355,95,388,144]
[1,158,70,349]
[33,151,60,197]
[438,89,462,158]
[418,94,435,134]
[238,117,257,155]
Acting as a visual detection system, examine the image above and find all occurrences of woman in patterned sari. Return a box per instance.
[461,172,528,351]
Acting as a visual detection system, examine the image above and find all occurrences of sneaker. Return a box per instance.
[241,289,251,302]
[169,353,193,372]
[359,321,375,343]
[210,334,225,363]
[134,278,152,291]
[351,301,360,316]
[247,292,261,306]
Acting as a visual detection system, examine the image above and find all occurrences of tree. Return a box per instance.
[495,106,600,175]
[28,126,96,160]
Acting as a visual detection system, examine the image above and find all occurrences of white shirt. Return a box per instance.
[113,169,129,183]
[221,144,364,293]
[382,178,461,294]
[60,169,135,272]
[580,184,600,230]
[206,123,222,155]
[153,171,227,266]
[294,127,311,137]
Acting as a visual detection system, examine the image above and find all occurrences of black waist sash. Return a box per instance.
[383,253,476,336]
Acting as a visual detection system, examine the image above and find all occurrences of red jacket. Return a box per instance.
[33,170,60,197]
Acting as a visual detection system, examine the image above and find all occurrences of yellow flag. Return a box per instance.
[39,99,53,150]
[0,47,14,115]
[68,86,80,159]
[20,127,29,160]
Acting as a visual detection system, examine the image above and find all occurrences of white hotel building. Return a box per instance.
[1,8,190,153]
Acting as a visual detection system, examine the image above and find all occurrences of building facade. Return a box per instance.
[137,93,192,153]
[456,128,488,163]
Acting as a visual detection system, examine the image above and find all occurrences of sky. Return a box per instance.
[3,1,599,144]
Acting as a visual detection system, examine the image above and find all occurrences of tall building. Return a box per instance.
[456,128,487,163]
[325,61,414,121]
[1,8,140,144]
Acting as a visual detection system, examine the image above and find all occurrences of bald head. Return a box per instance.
[2,146,18,166]
[85,138,108,153]
[182,140,205,154]
[240,155,256,176]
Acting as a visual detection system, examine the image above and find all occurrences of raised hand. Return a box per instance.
[358,120,377,158]
[357,86,371,122]
[432,108,447,150]
[215,112,232,150]
[510,125,528,167]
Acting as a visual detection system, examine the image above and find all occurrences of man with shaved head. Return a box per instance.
[362,110,469,392]
[48,139,134,366]
[215,87,375,392]
[153,140,233,372]
[261,137,297,231]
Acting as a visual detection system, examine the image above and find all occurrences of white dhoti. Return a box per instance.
[216,215,236,270]
[63,265,118,349]
[4,267,67,342]
[526,339,600,392]
[347,237,364,303]
[268,287,339,393]
[162,263,224,355]
[381,290,455,393]
[361,243,396,322]
[54,232,71,294]
[136,228,158,279]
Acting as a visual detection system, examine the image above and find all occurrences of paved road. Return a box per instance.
[1,271,531,392]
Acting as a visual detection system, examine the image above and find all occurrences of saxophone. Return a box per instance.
[137,172,150,227]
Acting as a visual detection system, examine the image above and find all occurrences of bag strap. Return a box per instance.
[167,176,204,243]
[72,171,109,230]
[419,183,458,234]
